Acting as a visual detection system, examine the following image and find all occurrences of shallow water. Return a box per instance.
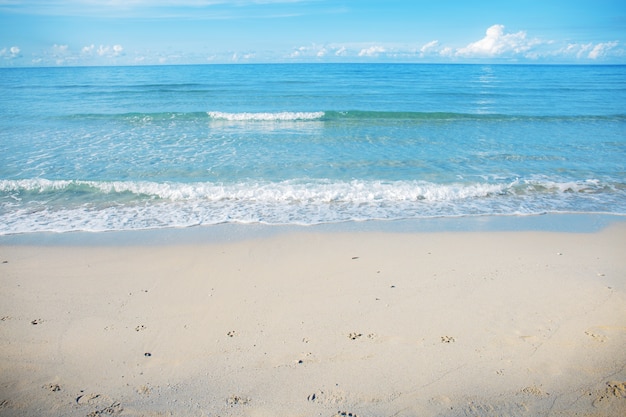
[1,64,625,234]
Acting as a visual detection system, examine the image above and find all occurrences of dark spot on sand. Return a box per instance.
[44,383,61,392]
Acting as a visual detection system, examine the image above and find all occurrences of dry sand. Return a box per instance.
[1,221,625,416]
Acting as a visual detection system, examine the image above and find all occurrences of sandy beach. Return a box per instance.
[1,219,625,417]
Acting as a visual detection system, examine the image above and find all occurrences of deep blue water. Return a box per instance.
[1,64,625,234]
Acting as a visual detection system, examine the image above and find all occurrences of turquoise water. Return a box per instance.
[1,64,625,234]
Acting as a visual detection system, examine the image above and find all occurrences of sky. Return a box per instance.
[1,0,625,66]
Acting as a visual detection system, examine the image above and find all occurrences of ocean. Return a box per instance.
[1,63,625,235]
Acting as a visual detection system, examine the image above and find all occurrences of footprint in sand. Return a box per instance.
[227,395,250,406]
[607,381,626,397]
[77,393,123,416]
[76,393,105,405]
[584,325,626,343]
[464,401,528,417]
[136,385,151,395]
[585,329,608,342]
[307,390,347,405]
[44,383,61,392]
[593,381,626,408]
[429,395,452,407]
[347,332,377,341]
[333,411,359,417]
[86,402,123,417]
[521,385,549,397]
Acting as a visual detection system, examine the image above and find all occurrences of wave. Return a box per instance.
[2,177,623,205]
[207,111,325,121]
[1,177,624,234]
[61,111,626,123]
[0,178,510,202]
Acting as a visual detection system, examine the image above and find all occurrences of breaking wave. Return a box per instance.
[1,177,624,234]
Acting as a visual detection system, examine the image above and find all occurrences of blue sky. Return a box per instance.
[1,0,625,66]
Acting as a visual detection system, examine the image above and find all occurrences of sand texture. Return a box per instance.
[1,224,625,416]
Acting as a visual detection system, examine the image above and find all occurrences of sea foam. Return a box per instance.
[207,111,325,121]
[2,177,624,234]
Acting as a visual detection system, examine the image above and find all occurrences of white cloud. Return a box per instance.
[588,41,619,59]
[289,46,306,58]
[50,44,72,65]
[1,45,21,59]
[334,46,347,57]
[358,45,385,57]
[456,24,539,58]
[420,40,439,54]
[230,51,255,62]
[289,44,333,59]
[82,44,95,54]
[95,44,124,57]
[53,44,69,53]
[439,47,454,57]
[554,41,621,60]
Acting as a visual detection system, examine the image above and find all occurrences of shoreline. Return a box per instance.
[1,215,625,416]
[1,212,624,247]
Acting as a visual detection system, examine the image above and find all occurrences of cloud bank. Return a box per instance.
[283,25,620,64]
[1,24,623,66]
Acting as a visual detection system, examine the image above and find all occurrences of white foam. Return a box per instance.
[1,177,624,235]
[207,111,325,121]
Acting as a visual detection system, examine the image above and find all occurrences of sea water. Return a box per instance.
[1,64,625,234]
